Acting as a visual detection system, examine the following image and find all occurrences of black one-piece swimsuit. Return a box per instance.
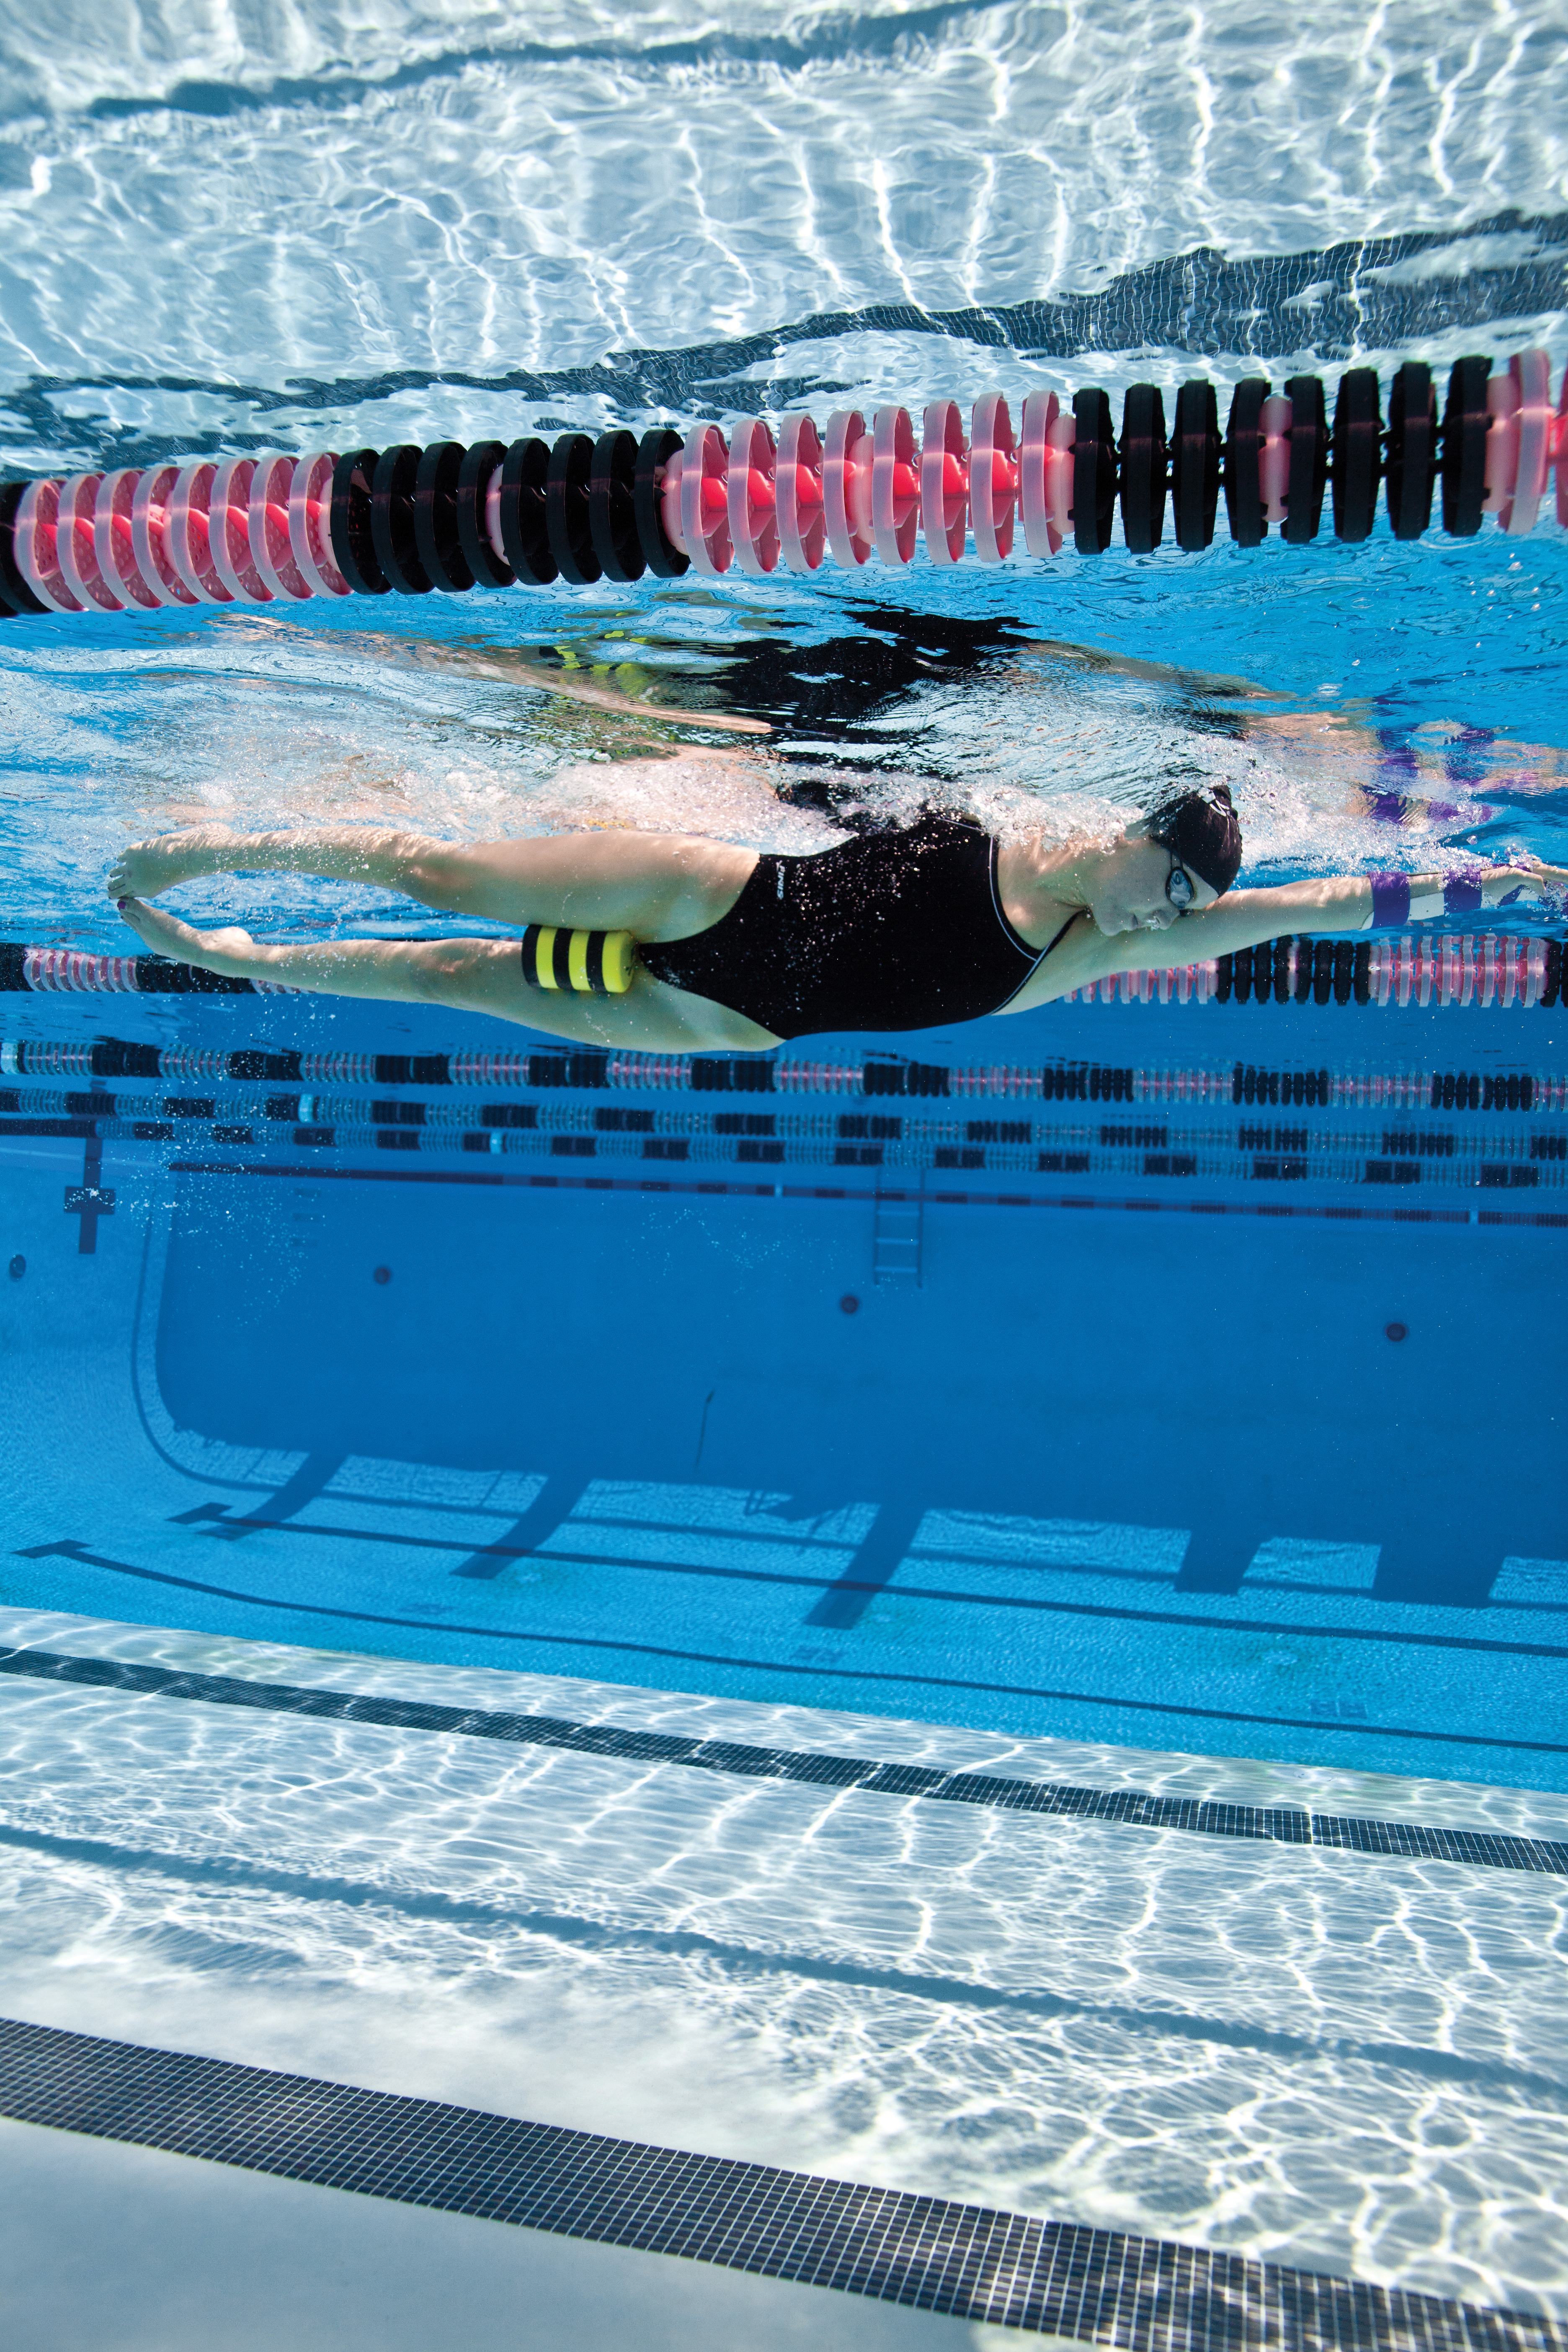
[638,815,1069,1040]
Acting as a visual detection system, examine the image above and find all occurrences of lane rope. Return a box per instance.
[2,353,1563,617]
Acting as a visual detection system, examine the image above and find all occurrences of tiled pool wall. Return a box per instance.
[0,983,1562,1794]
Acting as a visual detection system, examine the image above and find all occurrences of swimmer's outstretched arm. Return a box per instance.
[111,897,773,1054]
[1031,859,1568,1003]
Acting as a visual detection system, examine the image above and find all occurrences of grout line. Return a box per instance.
[0,2014,1562,2349]
[1,1645,1562,1879]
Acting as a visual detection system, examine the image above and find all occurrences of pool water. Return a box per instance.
[0,4,1565,2344]
[0,981,1564,1794]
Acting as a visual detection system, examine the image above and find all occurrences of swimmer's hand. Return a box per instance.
[1498,855,1568,908]
[108,827,236,903]
[115,894,257,974]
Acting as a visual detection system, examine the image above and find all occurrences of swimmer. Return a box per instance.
[108,791,1565,1053]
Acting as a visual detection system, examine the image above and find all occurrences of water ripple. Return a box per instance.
[4,1816,1567,2112]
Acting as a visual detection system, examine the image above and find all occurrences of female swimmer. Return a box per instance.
[107,789,1561,1052]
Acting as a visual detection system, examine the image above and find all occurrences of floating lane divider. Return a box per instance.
[0,934,1562,1009]
[4,1035,1566,1112]
[2,351,1566,620]
[0,1056,1562,1192]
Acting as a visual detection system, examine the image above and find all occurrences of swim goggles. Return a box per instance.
[1165,854,1197,911]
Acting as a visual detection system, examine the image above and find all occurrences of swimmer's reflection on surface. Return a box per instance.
[109,776,1563,1053]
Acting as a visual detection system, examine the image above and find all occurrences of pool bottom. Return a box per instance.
[8,2011,1565,2352]
[0,1605,1564,2331]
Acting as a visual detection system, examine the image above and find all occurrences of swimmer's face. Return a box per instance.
[1088,830,1221,935]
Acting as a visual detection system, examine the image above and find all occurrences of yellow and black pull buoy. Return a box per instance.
[519,924,638,995]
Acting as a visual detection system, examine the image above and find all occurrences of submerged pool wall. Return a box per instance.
[0,981,1561,1793]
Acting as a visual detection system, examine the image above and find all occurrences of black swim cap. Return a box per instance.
[1147,782,1243,896]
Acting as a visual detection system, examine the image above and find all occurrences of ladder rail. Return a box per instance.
[872,1184,924,1288]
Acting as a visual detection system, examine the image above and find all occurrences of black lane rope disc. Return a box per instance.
[545,432,600,586]
[1386,363,1437,543]
[1118,384,1168,556]
[1442,354,1491,538]
[371,445,433,596]
[495,438,555,586]
[588,430,646,583]
[1283,375,1328,544]
[1171,380,1221,553]
[634,428,689,577]
[1071,387,1117,556]
[1331,368,1381,544]
[328,450,389,596]
[455,441,513,588]
[1224,379,1269,548]
[413,441,476,594]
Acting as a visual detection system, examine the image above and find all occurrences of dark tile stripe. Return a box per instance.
[0,2016,1562,2350]
[155,1158,1568,1228]
[2,1645,1564,1881]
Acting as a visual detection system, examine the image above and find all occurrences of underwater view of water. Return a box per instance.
[0,7,1565,2348]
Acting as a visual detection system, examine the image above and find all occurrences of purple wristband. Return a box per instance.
[1369,872,1410,928]
[1443,870,1483,916]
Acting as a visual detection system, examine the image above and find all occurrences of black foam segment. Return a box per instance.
[1224,379,1269,547]
[1282,376,1327,543]
[1171,381,1221,552]
[1386,362,1436,541]
[1071,388,1116,554]
[1118,384,1167,555]
[455,442,513,588]
[496,439,556,586]
[1331,368,1381,543]
[634,428,689,577]
[589,430,645,583]
[370,445,433,596]
[545,433,600,585]
[413,441,476,593]
[328,451,389,596]
[1441,355,1491,538]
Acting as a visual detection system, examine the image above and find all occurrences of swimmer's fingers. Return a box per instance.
[106,826,235,903]
[116,895,255,964]
[1502,856,1568,907]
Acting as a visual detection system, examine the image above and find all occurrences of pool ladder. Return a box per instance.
[872,1187,923,1289]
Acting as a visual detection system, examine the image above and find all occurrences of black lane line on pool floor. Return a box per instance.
[148,1503,1568,1668]
[1,1645,1563,1881]
[25,1537,1568,1764]
[0,2017,1563,2352]
[163,1156,1568,1228]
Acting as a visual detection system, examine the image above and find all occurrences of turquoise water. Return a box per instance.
[0,1,1563,1789]
[2,17,1568,2341]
